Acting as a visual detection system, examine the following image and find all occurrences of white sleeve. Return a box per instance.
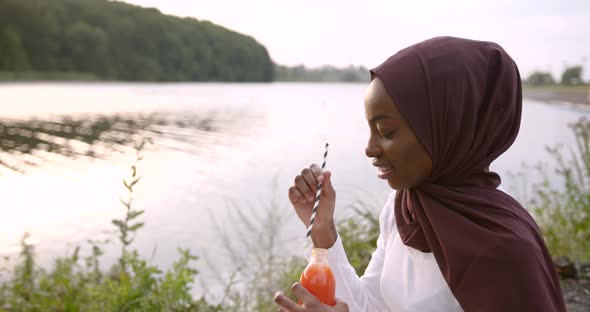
[325,231,389,312]
[306,193,394,312]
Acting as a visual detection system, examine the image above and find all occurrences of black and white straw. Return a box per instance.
[306,143,329,239]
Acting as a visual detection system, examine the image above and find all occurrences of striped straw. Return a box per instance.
[306,143,329,238]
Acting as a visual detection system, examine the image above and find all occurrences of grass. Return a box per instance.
[523,84,589,93]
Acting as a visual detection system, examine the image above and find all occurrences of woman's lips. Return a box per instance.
[376,166,394,179]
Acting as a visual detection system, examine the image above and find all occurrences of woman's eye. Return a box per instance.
[381,129,397,139]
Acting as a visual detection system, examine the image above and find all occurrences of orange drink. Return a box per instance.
[299,248,336,306]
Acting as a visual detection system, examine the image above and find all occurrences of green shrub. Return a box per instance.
[338,201,380,276]
[514,117,590,263]
[0,139,221,311]
[207,177,301,312]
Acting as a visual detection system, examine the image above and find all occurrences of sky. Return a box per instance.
[119,0,590,79]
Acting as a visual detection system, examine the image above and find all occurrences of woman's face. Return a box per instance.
[364,77,433,190]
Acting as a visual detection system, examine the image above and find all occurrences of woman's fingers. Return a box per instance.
[310,163,323,179]
[289,165,336,229]
[301,168,318,200]
[294,174,314,202]
[292,282,321,307]
[275,285,346,312]
[274,291,302,312]
[290,164,329,205]
[288,186,305,203]
[308,163,334,200]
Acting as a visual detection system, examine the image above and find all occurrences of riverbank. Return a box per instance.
[562,278,590,312]
[523,85,590,106]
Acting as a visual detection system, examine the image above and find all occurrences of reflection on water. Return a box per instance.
[1,83,589,301]
[0,110,264,174]
[0,101,268,278]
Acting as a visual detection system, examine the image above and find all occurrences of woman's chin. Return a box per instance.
[387,179,402,190]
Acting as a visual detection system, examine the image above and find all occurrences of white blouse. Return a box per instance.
[310,192,464,312]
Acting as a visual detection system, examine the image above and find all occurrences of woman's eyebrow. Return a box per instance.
[369,114,395,123]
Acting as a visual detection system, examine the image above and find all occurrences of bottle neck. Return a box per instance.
[310,248,329,264]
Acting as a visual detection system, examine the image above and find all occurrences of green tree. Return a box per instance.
[0,0,274,82]
[526,71,556,86]
[561,65,584,85]
[273,64,370,82]
[0,28,31,70]
[63,21,111,76]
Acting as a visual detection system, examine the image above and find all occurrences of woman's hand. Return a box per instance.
[274,282,349,312]
[288,164,337,248]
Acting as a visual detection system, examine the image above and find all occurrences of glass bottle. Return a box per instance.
[299,248,336,306]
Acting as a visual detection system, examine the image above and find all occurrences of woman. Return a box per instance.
[274,37,567,312]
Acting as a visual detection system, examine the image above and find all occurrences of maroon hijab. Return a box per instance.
[371,37,566,311]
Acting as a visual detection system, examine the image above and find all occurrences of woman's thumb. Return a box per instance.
[334,297,349,311]
[321,170,335,196]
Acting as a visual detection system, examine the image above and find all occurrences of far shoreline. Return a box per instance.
[1,80,589,109]
[523,85,590,106]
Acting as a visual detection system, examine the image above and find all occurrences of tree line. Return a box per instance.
[526,65,586,86]
[0,0,274,82]
[273,64,371,82]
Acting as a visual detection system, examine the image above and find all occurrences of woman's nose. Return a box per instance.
[365,137,381,158]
